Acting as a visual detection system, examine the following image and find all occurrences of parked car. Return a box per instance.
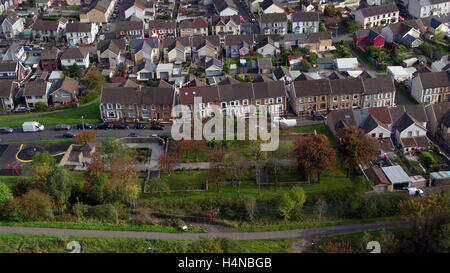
[403,187,424,197]
[23,121,44,132]
[24,46,33,51]
[314,114,327,121]
[77,123,93,129]
[55,124,71,131]
[134,124,146,129]
[113,123,129,129]
[150,134,159,138]
[63,132,76,138]
[0,127,13,134]
[128,132,140,137]
[150,124,164,130]
[95,123,110,129]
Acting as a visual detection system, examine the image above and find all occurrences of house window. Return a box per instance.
[129,105,134,110]
[408,131,413,137]
[277,97,282,103]
[243,99,248,105]
[255,100,260,105]
[107,103,113,109]
[379,133,383,138]
[416,130,420,136]
[129,113,136,118]
[221,102,226,108]
[142,105,147,110]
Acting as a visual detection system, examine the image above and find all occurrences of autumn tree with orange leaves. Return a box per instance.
[337,126,379,177]
[158,154,178,176]
[293,134,336,183]
[76,130,97,144]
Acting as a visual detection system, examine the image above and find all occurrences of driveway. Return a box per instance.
[0,220,402,240]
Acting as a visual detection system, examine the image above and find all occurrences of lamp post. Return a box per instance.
[82,115,85,130]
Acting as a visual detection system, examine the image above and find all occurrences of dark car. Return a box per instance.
[55,124,71,131]
[113,123,129,129]
[77,123,93,129]
[150,124,164,130]
[63,132,76,138]
[128,132,140,137]
[134,124,146,129]
[314,114,327,121]
[95,123,110,129]
[0,127,13,134]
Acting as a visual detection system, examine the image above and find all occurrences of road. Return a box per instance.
[0,220,402,240]
[0,126,172,143]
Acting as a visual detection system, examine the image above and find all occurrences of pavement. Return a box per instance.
[0,220,402,240]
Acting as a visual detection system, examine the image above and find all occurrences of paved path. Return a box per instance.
[0,220,402,240]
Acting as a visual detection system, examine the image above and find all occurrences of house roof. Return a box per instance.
[147,19,176,29]
[24,81,48,96]
[211,15,240,26]
[61,47,88,59]
[292,78,332,97]
[381,165,410,184]
[359,3,398,17]
[292,11,319,22]
[32,19,60,31]
[364,166,390,186]
[253,81,285,99]
[401,137,417,148]
[101,87,174,105]
[389,104,428,125]
[218,82,254,101]
[330,78,364,95]
[113,20,143,32]
[0,81,17,98]
[396,112,421,132]
[257,58,272,69]
[97,39,126,54]
[260,13,287,23]
[40,48,59,60]
[218,77,240,85]
[414,136,430,147]
[206,58,223,70]
[66,22,92,33]
[418,71,450,89]
[260,0,282,11]
[252,75,273,83]
[213,0,237,12]
[119,79,139,88]
[377,137,395,154]
[179,17,208,29]
[0,61,18,72]
[53,76,78,96]
[179,85,220,104]
[224,34,255,46]
[362,75,395,94]
[273,67,291,80]
[368,107,392,125]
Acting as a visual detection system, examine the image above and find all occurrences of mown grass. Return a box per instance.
[236,217,397,232]
[0,221,205,233]
[0,233,293,253]
[0,103,101,127]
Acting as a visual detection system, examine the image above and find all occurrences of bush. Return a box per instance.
[78,89,99,105]
[0,183,13,203]
[162,218,186,229]
[86,204,118,223]
[34,102,49,112]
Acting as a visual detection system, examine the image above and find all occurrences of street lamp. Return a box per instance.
[82,115,85,130]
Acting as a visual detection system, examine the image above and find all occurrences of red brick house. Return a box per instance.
[353,28,385,51]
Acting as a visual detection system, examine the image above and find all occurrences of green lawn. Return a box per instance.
[0,233,293,253]
[0,221,204,233]
[420,151,442,164]
[292,124,329,135]
[161,170,210,190]
[268,166,306,182]
[0,103,101,127]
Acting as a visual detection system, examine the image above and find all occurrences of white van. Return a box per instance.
[22,121,45,132]
[404,187,424,197]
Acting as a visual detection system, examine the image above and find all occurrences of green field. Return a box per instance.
[0,103,101,127]
[0,233,293,253]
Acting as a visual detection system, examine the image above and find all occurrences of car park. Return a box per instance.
[0,127,13,134]
[77,123,93,129]
[63,132,76,138]
[55,124,71,131]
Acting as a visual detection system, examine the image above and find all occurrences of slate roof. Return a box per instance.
[66,22,92,33]
[147,19,176,29]
[292,11,319,22]
[330,78,364,95]
[273,67,291,80]
[359,3,398,17]
[61,48,88,59]
[364,166,390,186]
[362,75,395,94]
[418,71,450,89]
[24,81,48,96]
[292,79,332,97]
[0,81,17,98]
[101,87,174,105]
[260,13,288,23]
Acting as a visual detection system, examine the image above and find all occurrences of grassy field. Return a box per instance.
[0,233,293,253]
[0,221,204,233]
[0,103,101,127]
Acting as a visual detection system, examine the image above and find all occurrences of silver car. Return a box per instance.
[55,124,71,131]
[0,127,13,134]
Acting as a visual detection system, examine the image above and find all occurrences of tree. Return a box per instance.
[99,137,134,165]
[337,126,379,177]
[207,148,225,193]
[319,22,327,32]
[24,152,56,192]
[366,46,382,59]
[34,102,49,112]
[293,134,336,183]
[19,190,54,221]
[313,196,327,221]
[222,151,248,198]
[147,177,170,197]
[324,5,335,17]
[84,69,105,93]
[76,130,97,144]
[158,154,178,176]
[419,42,433,58]
[301,59,312,70]
[68,63,83,79]
[268,143,289,192]
[187,237,224,253]
[0,183,12,203]
[248,141,268,198]
[46,166,73,210]
[279,193,296,222]
[243,196,257,222]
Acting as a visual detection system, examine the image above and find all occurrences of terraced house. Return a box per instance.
[411,71,450,104]
[112,20,144,40]
[289,75,396,115]
[355,3,399,29]
[179,17,209,37]
[100,86,176,122]
[179,80,287,119]
[32,18,67,42]
[260,13,288,35]
[211,15,241,42]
